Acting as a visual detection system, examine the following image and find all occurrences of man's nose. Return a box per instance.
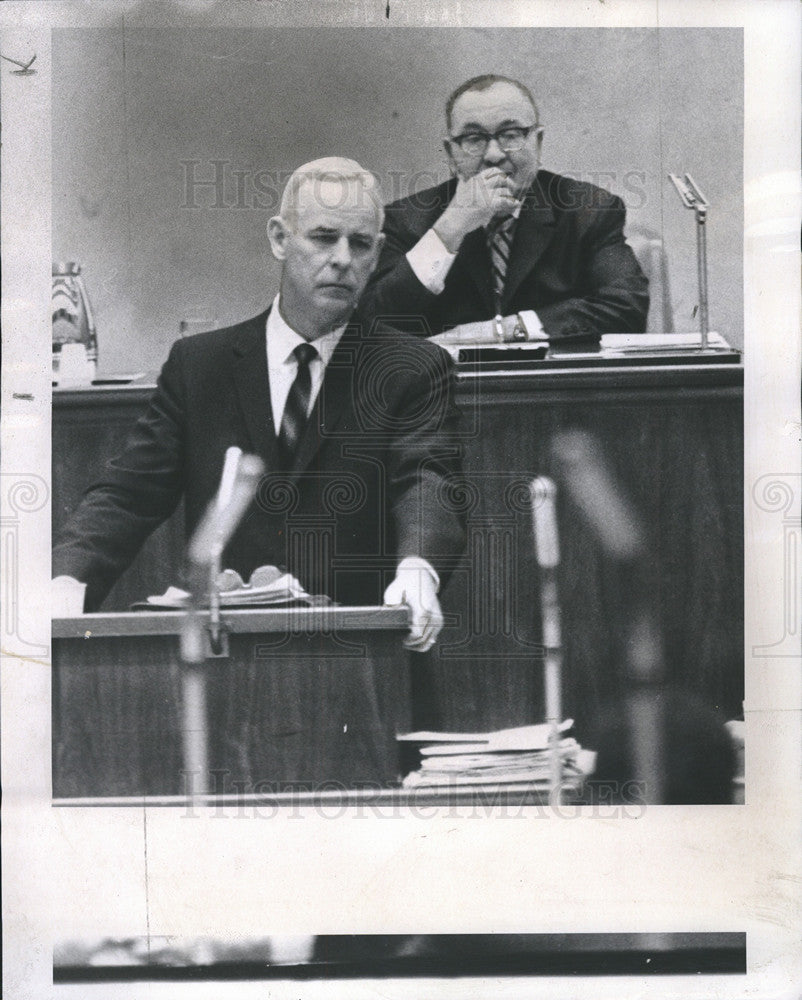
[483,137,507,164]
[330,236,352,267]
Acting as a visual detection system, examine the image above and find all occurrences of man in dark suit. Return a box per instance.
[358,74,649,340]
[53,158,465,652]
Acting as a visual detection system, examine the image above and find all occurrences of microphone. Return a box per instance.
[187,450,265,567]
[551,429,665,802]
[182,450,265,665]
[180,448,266,799]
[530,476,560,569]
[668,172,710,349]
[215,445,242,515]
[551,429,646,562]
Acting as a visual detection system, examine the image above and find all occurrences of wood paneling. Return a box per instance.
[53,617,410,797]
[429,367,743,738]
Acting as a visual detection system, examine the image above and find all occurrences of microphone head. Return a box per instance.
[187,452,265,567]
[530,476,560,568]
[551,429,646,561]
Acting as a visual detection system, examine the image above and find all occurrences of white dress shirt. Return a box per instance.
[265,295,345,435]
[405,227,457,295]
[265,295,439,591]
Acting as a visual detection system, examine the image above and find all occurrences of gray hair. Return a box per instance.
[279,157,385,228]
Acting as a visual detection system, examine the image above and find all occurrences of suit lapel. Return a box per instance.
[502,173,556,310]
[231,309,281,469]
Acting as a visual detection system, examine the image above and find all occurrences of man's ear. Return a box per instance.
[360,232,385,287]
[534,126,544,166]
[267,216,289,261]
[371,231,385,266]
[443,137,458,177]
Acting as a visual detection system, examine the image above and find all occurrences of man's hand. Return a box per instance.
[434,168,519,252]
[383,564,444,653]
[52,575,87,616]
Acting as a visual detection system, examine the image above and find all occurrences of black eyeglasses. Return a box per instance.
[448,125,541,156]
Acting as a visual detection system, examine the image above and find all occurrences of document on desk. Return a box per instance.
[402,742,596,789]
[398,720,597,789]
[397,719,574,753]
[598,332,733,353]
[131,566,332,609]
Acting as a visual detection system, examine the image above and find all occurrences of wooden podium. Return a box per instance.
[52,607,411,798]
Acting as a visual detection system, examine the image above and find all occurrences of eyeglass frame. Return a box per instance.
[447,124,544,156]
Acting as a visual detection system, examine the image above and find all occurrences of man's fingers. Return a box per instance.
[480,169,514,189]
[403,606,444,652]
[384,569,443,652]
[404,625,434,652]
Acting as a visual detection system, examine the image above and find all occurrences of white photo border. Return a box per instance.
[1,2,800,998]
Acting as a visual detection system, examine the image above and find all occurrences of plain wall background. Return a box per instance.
[52,26,743,374]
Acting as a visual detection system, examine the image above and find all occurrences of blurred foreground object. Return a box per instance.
[586,688,737,804]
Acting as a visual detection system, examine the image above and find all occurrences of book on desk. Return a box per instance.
[433,331,739,369]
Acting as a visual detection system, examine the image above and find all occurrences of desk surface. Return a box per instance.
[52,605,410,638]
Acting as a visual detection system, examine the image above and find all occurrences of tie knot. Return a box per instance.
[293,342,317,367]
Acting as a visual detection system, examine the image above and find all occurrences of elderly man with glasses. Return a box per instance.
[359,74,649,342]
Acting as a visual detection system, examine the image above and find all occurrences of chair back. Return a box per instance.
[627,227,674,333]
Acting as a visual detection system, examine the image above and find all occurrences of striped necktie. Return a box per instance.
[488,215,516,309]
[278,342,317,466]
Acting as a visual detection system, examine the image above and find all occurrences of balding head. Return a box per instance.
[278,157,384,230]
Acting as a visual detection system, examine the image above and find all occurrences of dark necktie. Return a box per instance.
[488,215,516,309]
[278,342,318,465]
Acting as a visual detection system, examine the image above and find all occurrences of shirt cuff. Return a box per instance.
[396,556,440,593]
[406,229,457,294]
[517,309,547,340]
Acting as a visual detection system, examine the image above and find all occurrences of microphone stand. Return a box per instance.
[669,173,710,351]
[179,449,265,800]
[552,430,666,806]
[530,477,563,803]
[207,542,224,655]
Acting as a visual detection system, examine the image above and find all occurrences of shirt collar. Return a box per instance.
[266,294,346,368]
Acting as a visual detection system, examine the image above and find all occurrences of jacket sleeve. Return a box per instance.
[382,340,467,588]
[537,195,650,337]
[52,341,188,610]
[357,202,444,338]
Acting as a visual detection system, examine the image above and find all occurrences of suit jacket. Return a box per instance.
[53,310,466,611]
[357,170,649,340]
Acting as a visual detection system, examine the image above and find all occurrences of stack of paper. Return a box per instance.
[398,720,595,790]
[132,565,332,610]
[599,332,732,352]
